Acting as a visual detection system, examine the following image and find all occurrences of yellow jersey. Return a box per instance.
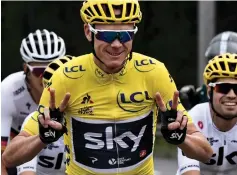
[24,52,193,175]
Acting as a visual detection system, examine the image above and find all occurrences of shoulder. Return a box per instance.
[189,102,210,119]
[188,102,210,130]
[132,52,164,66]
[1,71,27,97]
[52,53,92,80]
[62,53,92,69]
[131,52,167,74]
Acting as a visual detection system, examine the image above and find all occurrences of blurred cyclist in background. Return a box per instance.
[180,31,237,110]
[177,53,237,175]
[17,56,74,175]
[1,29,66,175]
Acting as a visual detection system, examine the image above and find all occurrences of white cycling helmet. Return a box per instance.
[20,29,66,63]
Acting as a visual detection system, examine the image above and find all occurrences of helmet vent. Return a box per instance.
[219,61,225,71]
[101,4,111,17]
[222,73,229,76]
[228,62,237,72]
[94,4,102,16]
[213,63,218,70]
[112,5,123,18]
[211,72,220,76]
[87,6,94,17]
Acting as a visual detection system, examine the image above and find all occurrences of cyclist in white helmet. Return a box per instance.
[1,29,66,175]
[17,56,74,175]
[177,53,237,175]
[180,31,237,110]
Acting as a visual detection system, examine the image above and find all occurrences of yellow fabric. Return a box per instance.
[24,52,192,175]
[22,111,39,135]
[80,0,142,24]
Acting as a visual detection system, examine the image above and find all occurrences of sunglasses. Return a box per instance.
[27,64,47,77]
[88,24,138,44]
[208,82,237,95]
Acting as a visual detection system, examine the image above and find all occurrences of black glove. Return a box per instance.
[160,109,186,145]
[38,108,67,144]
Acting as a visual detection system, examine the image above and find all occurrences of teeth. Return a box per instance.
[223,102,236,106]
[107,52,121,56]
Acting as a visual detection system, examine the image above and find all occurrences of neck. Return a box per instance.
[211,109,237,132]
[93,56,124,74]
[26,83,41,104]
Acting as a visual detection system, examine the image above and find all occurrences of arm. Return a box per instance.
[17,156,37,175]
[177,146,200,175]
[154,63,213,162]
[2,130,46,168]
[2,112,46,167]
[1,160,8,175]
[1,79,15,174]
[178,124,212,163]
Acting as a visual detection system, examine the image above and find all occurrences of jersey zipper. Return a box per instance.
[111,75,119,174]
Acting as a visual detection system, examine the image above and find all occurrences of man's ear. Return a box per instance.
[23,63,27,74]
[84,24,92,42]
[206,85,211,99]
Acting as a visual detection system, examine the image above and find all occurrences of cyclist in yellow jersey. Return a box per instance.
[3,0,213,175]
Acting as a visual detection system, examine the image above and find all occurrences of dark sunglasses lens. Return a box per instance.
[95,32,117,43]
[32,68,46,77]
[215,83,237,94]
[96,31,134,43]
[119,31,134,43]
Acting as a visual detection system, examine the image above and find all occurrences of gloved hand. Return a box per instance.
[160,109,187,145]
[38,108,67,144]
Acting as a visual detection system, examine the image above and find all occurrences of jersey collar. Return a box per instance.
[89,53,132,83]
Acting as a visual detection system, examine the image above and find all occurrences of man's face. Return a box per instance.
[24,62,49,94]
[84,8,136,72]
[93,23,134,70]
[211,78,237,118]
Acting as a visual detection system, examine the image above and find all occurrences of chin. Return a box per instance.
[105,56,126,68]
[105,61,124,70]
[220,108,237,117]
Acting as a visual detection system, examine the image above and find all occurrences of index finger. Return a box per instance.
[49,88,56,109]
[155,92,167,112]
[59,92,71,112]
[171,91,179,110]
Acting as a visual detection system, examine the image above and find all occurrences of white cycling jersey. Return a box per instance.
[1,71,38,149]
[17,113,66,175]
[177,102,237,175]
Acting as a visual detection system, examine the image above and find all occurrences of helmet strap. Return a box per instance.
[24,68,32,92]
[209,87,237,120]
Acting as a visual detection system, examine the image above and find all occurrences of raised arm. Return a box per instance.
[154,63,213,162]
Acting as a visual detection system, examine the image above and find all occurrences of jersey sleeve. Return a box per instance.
[177,147,200,174]
[17,156,37,174]
[153,63,193,123]
[21,112,39,136]
[1,79,16,151]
